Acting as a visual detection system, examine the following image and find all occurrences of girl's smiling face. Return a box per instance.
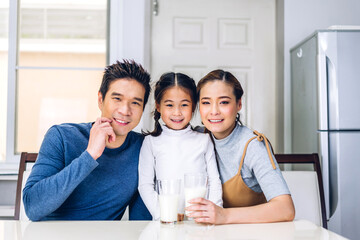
[156,86,193,130]
[199,80,242,139]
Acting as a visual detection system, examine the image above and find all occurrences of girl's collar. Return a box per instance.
[161,124,192,135]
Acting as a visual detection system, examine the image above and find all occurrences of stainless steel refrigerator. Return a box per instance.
[290,29,360,239]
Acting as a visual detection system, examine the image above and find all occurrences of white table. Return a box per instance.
[0,220,347,240]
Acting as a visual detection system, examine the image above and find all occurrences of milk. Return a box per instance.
[184,187,206,214]
[159,194,179,223]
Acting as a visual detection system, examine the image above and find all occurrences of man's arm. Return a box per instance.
[128,191,152,220]
[23,126,99,221]
[23,118,115,221]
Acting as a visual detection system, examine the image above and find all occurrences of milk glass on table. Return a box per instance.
[184,173,208,218]
[157,179,181,224]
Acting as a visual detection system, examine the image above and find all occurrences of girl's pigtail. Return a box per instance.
[142,110,163,137]
[151,110,163,136]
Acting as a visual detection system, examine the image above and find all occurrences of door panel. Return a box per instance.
[150,0,277,146]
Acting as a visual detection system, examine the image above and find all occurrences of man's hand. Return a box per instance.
[86,117,116,160]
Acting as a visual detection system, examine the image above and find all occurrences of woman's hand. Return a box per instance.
[186,198,228,225]
[186,195,294,225]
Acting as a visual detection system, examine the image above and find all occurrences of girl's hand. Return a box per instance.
[186,198,227,225]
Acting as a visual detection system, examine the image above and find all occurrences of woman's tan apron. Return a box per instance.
[222,130,277,208]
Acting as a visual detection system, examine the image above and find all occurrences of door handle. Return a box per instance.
[153,0,159,16]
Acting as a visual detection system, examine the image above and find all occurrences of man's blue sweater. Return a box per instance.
[23,122,151,221]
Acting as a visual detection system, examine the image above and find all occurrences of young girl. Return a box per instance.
[138,72,223,220]
[186,69,295,224]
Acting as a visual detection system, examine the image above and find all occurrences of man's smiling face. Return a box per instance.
[98,78,145,138]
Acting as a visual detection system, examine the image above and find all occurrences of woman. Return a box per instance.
[186,70,295,224]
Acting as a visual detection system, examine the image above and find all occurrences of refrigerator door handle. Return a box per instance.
[326,56,340,130]
[317,53,328,131]
[328,133,339,218]
[326,55,339,218]
[318,54,339,219]
[319,132,330,220]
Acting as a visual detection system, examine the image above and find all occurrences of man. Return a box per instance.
[23,60,152,221]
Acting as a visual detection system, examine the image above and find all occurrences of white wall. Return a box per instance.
[108,0,151,133]
[109,0,150,69]
[282,0,360,152]
[275,0,284,153]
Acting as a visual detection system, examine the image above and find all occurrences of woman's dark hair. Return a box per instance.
[197,69,244,125]
[146,72,197,136]
[99,59,151,109]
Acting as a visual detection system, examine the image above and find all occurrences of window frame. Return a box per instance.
[1,0,151,168]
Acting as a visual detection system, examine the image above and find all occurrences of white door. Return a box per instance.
[148,0,277,146]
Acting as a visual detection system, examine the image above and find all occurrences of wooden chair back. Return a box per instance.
[275,153,327,229]
[14,152,38,220]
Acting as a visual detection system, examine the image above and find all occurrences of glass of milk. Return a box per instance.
[157,179,181,224]
[184,173,208,218]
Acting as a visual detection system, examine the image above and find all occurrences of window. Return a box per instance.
[0,2,9,162]
[1,0,150,165]
[2,0,108,163]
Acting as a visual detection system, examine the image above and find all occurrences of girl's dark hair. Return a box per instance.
[146,72,197,136]
[197,69,244,125]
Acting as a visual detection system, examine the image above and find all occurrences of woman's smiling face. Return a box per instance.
[199,80,242,139]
